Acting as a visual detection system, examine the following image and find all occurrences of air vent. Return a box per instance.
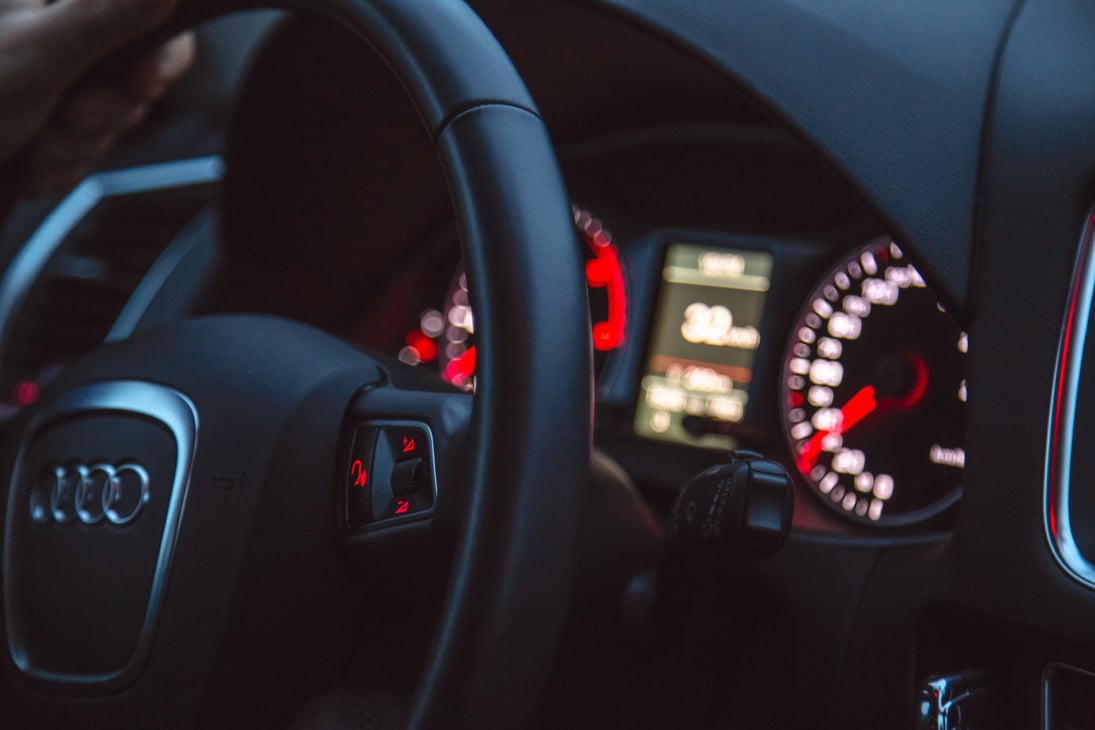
[0,157,223,416]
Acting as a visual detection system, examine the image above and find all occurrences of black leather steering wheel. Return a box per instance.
[0,1,591,727]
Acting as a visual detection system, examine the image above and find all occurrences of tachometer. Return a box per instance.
[399,206,627,391]
[780,239,966,526]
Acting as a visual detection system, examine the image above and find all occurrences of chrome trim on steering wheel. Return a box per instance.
[3,380,198,690]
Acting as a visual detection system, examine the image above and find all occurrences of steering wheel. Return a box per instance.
[0,1,591,728]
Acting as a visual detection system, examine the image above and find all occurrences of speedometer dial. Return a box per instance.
[780,239,966,526]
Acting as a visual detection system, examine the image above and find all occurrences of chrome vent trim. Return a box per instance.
[0,156,224,363]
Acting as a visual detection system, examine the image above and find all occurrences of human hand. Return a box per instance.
[0,0,195,195]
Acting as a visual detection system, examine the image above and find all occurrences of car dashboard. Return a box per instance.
[204,6,967,539]
[2,0,1094,728]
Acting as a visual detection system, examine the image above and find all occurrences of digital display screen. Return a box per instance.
[635,243,773,449]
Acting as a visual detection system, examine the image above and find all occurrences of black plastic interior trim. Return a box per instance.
[581,0,1022,317]
[161,0,540,140]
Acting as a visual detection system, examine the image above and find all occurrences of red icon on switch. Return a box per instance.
[350,460,367,487]
[401,436,416,453]
[394,500,410,515]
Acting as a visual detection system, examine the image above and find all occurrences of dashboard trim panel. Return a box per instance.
[1045,209,1095,589]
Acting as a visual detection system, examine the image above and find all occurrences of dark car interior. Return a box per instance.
[0,0,1094,728]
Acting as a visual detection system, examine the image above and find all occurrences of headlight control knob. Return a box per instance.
[666,450,794,565]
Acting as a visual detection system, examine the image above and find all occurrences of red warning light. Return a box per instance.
[401,436,416,454]
[14,381,38,406]
[394,500,410,515]
[350,459,367,487]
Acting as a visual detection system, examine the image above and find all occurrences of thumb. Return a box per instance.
[21,0,178,77]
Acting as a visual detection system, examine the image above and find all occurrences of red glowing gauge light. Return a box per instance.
[575,208,627,353]
[405,329,438,363]
[443,345,476,387]
[14,381,38,406]
[400,206,627,389]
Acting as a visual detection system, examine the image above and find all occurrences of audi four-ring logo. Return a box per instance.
[29,462,150,527]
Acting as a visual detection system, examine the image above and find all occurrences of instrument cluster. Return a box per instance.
[389,208,966,531]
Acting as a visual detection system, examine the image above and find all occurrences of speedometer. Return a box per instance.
[780,239,966,526]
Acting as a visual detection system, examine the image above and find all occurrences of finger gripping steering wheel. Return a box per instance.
[0,1,591,728]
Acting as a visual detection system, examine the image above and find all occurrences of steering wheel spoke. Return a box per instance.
[338,379,472,545]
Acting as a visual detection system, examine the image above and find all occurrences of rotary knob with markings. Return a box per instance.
[666,451,794,566]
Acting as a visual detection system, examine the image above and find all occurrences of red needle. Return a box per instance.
[799,385,877,468]
[836,385,877,433]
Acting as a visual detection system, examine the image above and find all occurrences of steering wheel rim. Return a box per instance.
[0,1,592,728]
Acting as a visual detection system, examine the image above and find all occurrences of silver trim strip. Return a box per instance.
[1045,210,1095,588]
[106,221,200,342]
[0,156,224,359]
[1043,662,1095,729]
[3,380,198,691]
[106,207,218,342]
